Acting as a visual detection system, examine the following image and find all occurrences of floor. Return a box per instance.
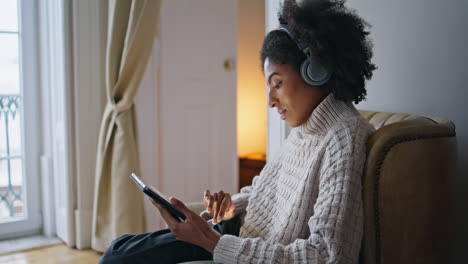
[0,235,62,255]
[0,244,102,264]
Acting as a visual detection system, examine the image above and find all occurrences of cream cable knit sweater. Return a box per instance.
[212,95,375,263]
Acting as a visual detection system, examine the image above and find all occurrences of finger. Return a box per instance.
[217,191,225,203]
[212,193,219,221]
[150,198,179,227]
[214,191,225,220]
[150,198,162,210]
[168,197,193,217]
[208,194,215,210]
[203,190,211,207]
[226,203,236,218]
[217,195,230,221]
[205,196,215,217]
[150,198,169,215]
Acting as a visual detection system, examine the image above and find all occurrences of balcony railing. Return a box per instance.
[0,95,24,220]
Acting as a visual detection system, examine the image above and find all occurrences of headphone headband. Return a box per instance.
[278,25,310,56]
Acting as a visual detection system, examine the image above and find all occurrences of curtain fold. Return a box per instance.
[92,0,161,252]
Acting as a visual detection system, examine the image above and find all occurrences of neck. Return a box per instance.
[298,94,358,134]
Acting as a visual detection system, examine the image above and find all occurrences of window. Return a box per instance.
[0,0,41,239]
[0,0,24,221]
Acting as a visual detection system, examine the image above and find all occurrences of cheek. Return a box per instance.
[288,88,316,124]
[278,86,295,106]
[282,87,301,111]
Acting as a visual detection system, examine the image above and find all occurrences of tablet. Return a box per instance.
[129,173,186,222]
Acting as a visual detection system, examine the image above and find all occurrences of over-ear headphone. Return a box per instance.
[278,24,332,86]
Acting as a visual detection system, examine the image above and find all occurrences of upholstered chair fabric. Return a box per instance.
[359,110,456,264]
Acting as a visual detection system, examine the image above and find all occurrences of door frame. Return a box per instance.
[266,0,290,159]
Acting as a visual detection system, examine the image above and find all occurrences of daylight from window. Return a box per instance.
[0,0,25,221]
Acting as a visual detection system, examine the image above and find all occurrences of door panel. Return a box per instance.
[159,0,238,204]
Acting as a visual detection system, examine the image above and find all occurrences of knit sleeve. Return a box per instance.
[213,126,368,263]
[230,146,284,222]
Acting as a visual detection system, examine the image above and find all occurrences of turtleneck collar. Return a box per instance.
[297,94,359,135]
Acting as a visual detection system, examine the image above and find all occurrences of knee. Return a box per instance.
[108,234,133,251]
[99,250,115,264]
[99,234,133,264]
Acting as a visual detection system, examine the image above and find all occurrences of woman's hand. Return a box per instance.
[151,197,221,252]
[203,190,236,224]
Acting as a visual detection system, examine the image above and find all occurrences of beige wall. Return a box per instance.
[237,0,266,156]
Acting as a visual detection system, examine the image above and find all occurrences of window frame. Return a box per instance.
[0,0,42,239]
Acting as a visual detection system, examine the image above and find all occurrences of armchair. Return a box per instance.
[360,110,456,264]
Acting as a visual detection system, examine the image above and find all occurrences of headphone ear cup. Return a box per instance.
[300,59,331,86]
[300,60,315,86]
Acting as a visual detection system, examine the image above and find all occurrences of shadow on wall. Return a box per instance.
[346,0,468,261]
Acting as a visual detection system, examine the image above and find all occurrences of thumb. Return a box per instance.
[169,197,192,215]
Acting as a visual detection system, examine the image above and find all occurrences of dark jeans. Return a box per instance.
[99,216,241,264]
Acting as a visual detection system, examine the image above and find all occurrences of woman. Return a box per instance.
[100,0,376,263]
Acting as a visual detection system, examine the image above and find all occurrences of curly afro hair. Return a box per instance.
[260,0,377,104]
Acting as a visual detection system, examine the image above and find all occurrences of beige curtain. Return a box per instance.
[92,0,161,252]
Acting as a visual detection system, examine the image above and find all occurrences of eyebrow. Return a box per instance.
[267,72,280,85]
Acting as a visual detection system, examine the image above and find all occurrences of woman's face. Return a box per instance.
[264,57,326,127]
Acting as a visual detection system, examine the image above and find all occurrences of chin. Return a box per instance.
[286,116,309,127]
[286,120,301,128]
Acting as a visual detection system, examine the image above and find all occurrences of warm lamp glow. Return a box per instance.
[237,80,266,156]
[237,0,266,157]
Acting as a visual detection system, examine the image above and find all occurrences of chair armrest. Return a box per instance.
[186,202,205,215]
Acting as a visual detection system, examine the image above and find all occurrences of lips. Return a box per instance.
[278,109,286,120]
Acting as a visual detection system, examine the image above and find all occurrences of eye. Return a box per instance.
[273,81,282,89]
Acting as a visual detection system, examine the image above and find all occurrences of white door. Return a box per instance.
[158,0,238,204]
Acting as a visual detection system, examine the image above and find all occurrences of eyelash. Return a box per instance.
[273,81,282,89]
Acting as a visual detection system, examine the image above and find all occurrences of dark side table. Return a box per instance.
[239,153,266,190]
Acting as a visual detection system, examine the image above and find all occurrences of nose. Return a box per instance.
[268,89,277,108]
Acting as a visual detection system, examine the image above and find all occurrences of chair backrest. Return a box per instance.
[358,110,457,264]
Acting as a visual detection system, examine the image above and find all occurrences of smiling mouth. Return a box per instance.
[278,110,286,120]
